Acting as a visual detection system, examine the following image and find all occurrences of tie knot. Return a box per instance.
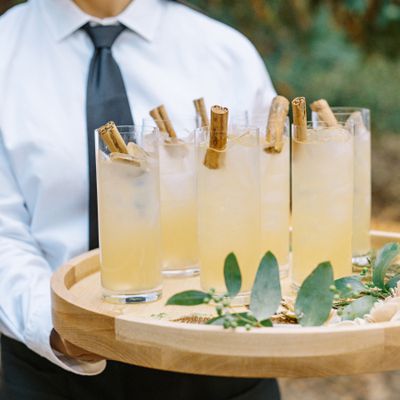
[82,23,126,49]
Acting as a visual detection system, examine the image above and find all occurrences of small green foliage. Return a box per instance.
[250,252,281,321]
[260,319,273,327]
[224,253,242,298]
[295,262,334,326]
[206,316,224,326]
[335,276,366,298]
[166,242,400,330]
[386,274,400,290]
[372,242,400,289]
[166,290,209,306]
[341,295,378,320]
[206,312,264,329]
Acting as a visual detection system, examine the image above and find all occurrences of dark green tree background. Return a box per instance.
[188,0,400,134]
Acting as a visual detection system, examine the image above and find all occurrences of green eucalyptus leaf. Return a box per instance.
[166,290,209,306]
[206,316,225,325]
[260,319,273,327]
[335,276,366,297]
[372,242,400,289]
[295,262,334,327]
[224,253,242,298]
[233,312,258,326]
[207,313,258,327]
[386,274,400,290]
[249,252,281,321]
[341,295,378,320]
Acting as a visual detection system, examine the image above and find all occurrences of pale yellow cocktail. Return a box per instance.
[158,135,199,275]
[292,123,354,284]
[332,108,371,260]
[97,126,162,303]
[259,119,290,277]
[197,127,262,296]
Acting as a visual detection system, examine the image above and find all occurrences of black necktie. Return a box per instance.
[82,23,134,250]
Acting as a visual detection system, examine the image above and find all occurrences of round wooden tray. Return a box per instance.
[51,230,400,378]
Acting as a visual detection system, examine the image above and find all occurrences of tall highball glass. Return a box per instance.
[196,126,262,303]
[330,108,371,265]
[96,126,162,303]
[291,122,354,285]
[144,116,200,277]
[253,114,290,278]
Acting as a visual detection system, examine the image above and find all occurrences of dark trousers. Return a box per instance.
[0,335,280,400]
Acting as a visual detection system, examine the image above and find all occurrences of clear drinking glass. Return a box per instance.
[196,126,261,303]
[229,110,249,128]
[96,125,162,303]
[144,116,200,277]
[258,116,290,278]
[330,108,371,265]
[291,122,354,285]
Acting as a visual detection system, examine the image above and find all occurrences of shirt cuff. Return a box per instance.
[24,279,107,376]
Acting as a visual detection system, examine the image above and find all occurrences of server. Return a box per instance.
[0,0,279,398]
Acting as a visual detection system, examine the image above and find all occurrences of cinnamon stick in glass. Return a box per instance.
[149,108,167,133]
[310,99,338,127]
[193,97,209,127]
[98,121,128,154]
[265,95,289,153]
[203,105,228,169]
[156,105,177,139]
[292,97,307,141]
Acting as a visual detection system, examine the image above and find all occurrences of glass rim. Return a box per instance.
[292,121,353,144]
[194,126,260,149]
[143,115,199,122]
[194,125,260,132]
[291,121,350,128]
[95,124,159,134]
[329,106,370,114]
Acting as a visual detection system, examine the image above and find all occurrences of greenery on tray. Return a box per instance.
[166,243,400,329]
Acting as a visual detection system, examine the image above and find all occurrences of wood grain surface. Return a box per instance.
[51,231,400,378]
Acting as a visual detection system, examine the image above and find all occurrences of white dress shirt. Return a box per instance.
[0,0,276,375]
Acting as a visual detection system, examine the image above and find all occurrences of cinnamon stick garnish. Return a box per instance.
[310,99,338,127]
[203,105,228,169]
[98,121,128,154]
[149,105,189,157]
[156,105,177,139]
[265,95,289,153]
[292,97,307,141]
[149,108,167,133]
[193,97,209,127]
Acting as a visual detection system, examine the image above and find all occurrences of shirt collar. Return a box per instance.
[38,0,166,42]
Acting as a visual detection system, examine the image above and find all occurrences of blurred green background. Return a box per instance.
[187,0,400,134]
[1,0,400,222]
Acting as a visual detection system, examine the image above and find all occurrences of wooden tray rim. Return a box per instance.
[52,229,400,335]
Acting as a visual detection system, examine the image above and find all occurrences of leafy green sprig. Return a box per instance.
[333,242,400,320]
[167,252,280,329]
[166,242,400,329]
